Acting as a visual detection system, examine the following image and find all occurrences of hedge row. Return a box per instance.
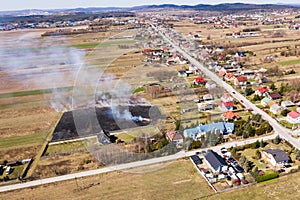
[255,171,279,183]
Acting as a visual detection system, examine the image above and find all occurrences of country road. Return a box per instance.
[153,24,300,150]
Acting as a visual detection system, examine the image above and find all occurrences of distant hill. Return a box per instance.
[0,3,297,17]
[132,3,295,11]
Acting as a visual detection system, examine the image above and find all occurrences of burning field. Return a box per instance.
[51,105,163,142]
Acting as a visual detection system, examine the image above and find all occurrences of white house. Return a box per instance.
[287,110,300,124]
[262,149,290,167]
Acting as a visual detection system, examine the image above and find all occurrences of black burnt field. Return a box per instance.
[51,106,163,142]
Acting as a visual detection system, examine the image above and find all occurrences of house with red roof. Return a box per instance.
[255,87,269,97]
[234,76,248,86]
[219,70,226,77]
[222,111,240,121]
[142,49,152,55]
[193,77,206,85]
[287,110,300,124]
[224,73,235,82]
[218,101,234,112]
[166,131,183,145]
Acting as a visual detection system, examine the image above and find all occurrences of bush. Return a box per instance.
[255,171,279,183]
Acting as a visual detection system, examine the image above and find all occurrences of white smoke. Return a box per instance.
[0,33,85,112]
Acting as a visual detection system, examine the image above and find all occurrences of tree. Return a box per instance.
[252,94,261,101]
[281,109,290,117]
[245,87,254,96]
[251,140,260,149]
[270,83,276,91]
[239,155,247,166]
[273,135,281,144]
[183,137,192,150]
[247,125,256,137]
[252,166,259,178]
[294,149,300,161]
[260,140,266,148]
[243,160,253,172]
[256,150,261,159]
[191,140,202,149]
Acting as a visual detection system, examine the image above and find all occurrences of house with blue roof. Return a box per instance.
[183,122,234,140]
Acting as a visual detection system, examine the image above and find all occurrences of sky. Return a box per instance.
[0,0,299,11]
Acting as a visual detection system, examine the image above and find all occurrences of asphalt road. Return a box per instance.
[153,24,300,150]
[0,134,276,193]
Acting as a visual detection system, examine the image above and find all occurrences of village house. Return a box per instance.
[222,111,240,121]
[270,104,282,115]
[255,87,269,97]
[193,77,206,85]
[261,97,272,107]
[205,81,217,90]
[203,94,214,101]
[281,100,295,108]
[183,122,235,140]
[197,102,214,111]
[287,110,300,124]
[268,93,282,100]
[234,76,248,86]
[221,93,233,103]
[204,149,228,173]
[218,101,234,112]
[166,131,183,145]
[241,70,255,79]
[224,73,235,82]
[262,149,290,167]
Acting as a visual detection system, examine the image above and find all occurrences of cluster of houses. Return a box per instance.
[194,148,247,186]
[256,87,300,124]
[192,147,291,188]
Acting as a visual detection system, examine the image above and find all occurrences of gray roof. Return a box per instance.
[204,149,227,171]
[264,149,290,163]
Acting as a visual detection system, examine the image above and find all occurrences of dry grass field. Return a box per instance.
[0,159,214,200]
[173,19,300,77]
[0,158,299,200]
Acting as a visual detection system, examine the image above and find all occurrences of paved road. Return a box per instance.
[153,24,300,150]
[0,133,276,193]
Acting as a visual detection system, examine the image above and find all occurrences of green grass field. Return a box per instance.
[0,132,48,150]
[0,86,74,99]
[278,59,300,66]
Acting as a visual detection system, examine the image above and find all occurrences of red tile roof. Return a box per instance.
[257,87,269,94]
[194,77,205,83]
[236,76,247,82]
[223,111,239,119]
[219,101,234,107]
[225,73,235,79]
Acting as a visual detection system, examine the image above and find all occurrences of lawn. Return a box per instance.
[0,132,48,150]
[0,159,214,200]
[207,171,300,200]
[46,141,87,156]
